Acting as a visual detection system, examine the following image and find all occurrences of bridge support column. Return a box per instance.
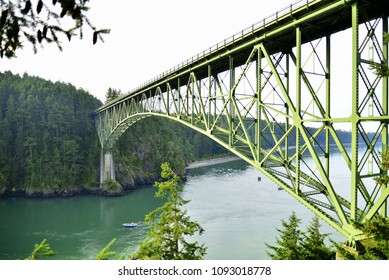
[100,150,115,185]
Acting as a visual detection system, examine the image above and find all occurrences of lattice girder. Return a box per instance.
[94,1,389,240]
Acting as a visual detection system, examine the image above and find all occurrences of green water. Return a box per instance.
[0,185,162,260]
[0,160,344,260]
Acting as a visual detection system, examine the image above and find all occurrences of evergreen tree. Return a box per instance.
[105,87,121,103]
[301,216,334,259]
[265,212,304,260]
[133,162,206,260]
[266,213,335,260]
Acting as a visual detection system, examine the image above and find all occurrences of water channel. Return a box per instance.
[0,157,347,260]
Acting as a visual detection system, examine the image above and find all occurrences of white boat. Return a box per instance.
[122,222,138,228]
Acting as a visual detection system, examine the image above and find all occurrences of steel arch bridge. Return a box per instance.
[93,0,389,242]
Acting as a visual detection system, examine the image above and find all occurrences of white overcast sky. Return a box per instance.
[1,0,296,103]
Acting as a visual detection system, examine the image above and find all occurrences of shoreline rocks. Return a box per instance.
[0,156,239,199]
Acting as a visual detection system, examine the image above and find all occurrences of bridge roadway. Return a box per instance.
[94,0,389,246]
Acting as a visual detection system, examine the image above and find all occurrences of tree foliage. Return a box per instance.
[370,63,389,78]
[265,212,334,260]
[133,162,206,260]
[0,0,110,58]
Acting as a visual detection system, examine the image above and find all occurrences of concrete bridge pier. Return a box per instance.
[100,150,115,185]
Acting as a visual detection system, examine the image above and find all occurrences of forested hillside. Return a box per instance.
[0,71,102,196]
[0,71,227,197]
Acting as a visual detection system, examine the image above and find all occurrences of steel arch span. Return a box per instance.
[93,0,389,242]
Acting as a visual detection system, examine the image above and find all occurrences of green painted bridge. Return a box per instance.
[93,0,389,244]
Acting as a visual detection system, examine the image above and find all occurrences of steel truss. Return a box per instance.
[94,0,389,241]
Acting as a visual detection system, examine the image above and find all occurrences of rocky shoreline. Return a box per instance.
[0,156,241,199]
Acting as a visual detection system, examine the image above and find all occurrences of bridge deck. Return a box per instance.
[96,0,388,114]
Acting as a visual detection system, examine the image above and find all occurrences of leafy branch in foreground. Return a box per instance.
[25,239,56,260]
[95,238,117,260]
[374,149,389,185]
[370,63,389,78]
[0,0,110,58]
[368,32,389,78]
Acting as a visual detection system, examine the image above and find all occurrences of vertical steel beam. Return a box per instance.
[208,65,212,131]
[186,77,189,118]
[229,56,235,148]
[350,2,359,221]
[325,35,331,176]
[213,75,217,125]
[382,16,388,217]
[197,77,203,120]
[177,78,181,117]
[191,74,194,125]
[166,83,170,115]
[256,46,262,162]
[295,26,302,195]
[285,53,290,161]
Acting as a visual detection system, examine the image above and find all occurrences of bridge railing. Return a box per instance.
[129,0,315,94]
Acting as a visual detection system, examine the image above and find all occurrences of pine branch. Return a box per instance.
[95,238,117,260]
[25,239,56,260]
